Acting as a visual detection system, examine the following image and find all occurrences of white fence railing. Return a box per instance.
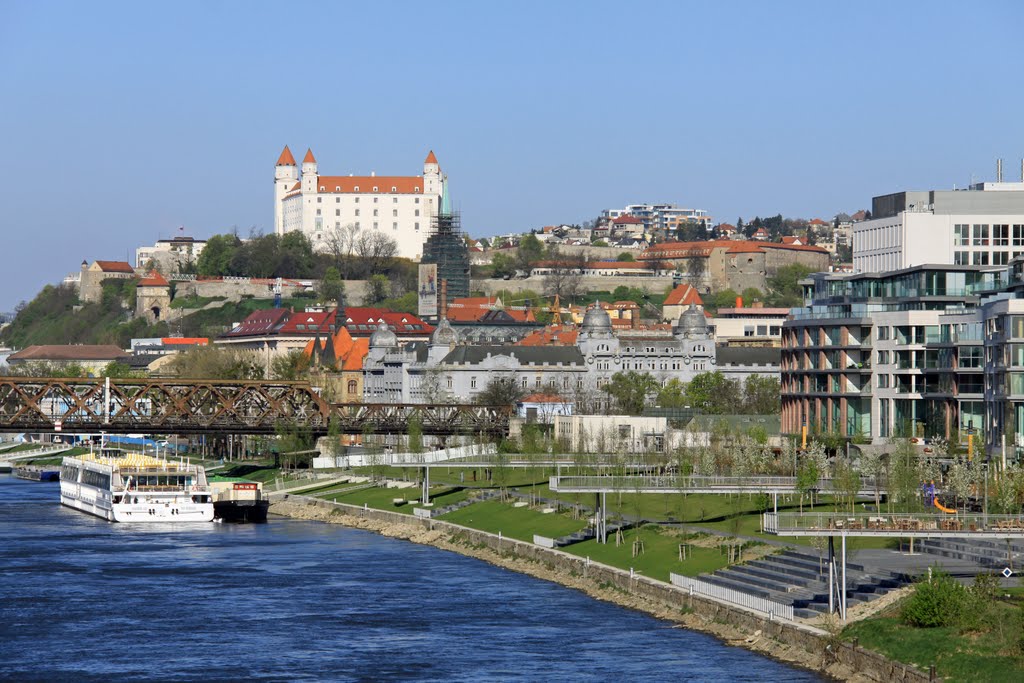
[670,573,794,621]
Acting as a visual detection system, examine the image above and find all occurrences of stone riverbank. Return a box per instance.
[270,496,935,683]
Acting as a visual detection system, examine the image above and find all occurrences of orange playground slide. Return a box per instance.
[933,498,957,514]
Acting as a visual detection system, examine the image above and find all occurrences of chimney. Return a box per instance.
[632,311,640,329]
[440,279,448,321]
[997,158,1003,183]
[736,296,743,309]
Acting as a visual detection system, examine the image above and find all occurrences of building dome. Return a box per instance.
[581,305,613,332]
[431,317,460,346]
[369,321,398,348]
[677,303,709,338]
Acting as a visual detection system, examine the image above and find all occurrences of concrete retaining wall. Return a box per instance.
[275,494,935,683]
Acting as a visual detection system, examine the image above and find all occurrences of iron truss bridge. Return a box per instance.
[0,377,512,436]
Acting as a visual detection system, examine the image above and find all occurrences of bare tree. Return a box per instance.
[323,223,359,278]
[355,231,398,276]
[542,246,586,301]
[685,256,706,285]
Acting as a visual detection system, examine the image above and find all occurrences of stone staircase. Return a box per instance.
[697,549,912,619]
[917,537,1024,571]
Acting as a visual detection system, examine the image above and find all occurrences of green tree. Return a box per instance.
[742,375,780,414]
[279,231,315,278]
[318,267,345,304]
[616,252,635,262]
[766,264,813,307]
[601,371,659,415]
[685,371,741,414]
[197,233,240,276]
[656,378,688,408]
[490,252,517,278]
[271,350,310,380]
[740,287,763,305]
[476,377,525,407]
[591,239,609,247]
[365,274,390,305]
[516,233,544,271]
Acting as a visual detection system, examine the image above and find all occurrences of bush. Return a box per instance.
[901,570,969,628]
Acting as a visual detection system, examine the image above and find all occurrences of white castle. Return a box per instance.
[274,146,444,260]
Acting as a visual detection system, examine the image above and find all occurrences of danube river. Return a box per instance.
[0,476,823,682]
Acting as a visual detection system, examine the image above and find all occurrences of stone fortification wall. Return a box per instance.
[474,276,675,298]
[272,495,934,683]
[173,279,370,304]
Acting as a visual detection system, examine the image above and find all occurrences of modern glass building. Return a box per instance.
[781,264,1015,456]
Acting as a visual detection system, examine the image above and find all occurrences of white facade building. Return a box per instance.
[135,236,207,272]
[274,146,443,260]
[853,181,1024,273]
[602,203,712,233]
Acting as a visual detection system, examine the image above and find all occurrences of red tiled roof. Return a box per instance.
[642,239,827,259]
[315,176,425,194]
[759,242,828,254]
[276,145,296,166]
[717,223,736,232]
[520,393,571,404]
[612,214,643,224]
[303,148,316,164]
[95,260,135,274]
[663,284,705,307]
[277,312,331,335]
[425,150,438,165]
[342,307,434,336]
[516,325,579,347]
[8,344,129,362]
[809,218,828,226]
[161,337,208,345]
[138,271,169,287]
[780,236,803,245]
[222,309,291,337]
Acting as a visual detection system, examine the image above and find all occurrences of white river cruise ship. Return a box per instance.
[60,452,214,522]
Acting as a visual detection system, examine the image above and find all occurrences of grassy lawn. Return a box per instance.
[562,526,735,582]
[843,612,1024,682]
[355,465,553,489]
[438,500,588,542]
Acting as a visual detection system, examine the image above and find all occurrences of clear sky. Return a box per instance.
[1,0,1022,310]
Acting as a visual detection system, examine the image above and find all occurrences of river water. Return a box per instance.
[0,476,823,682]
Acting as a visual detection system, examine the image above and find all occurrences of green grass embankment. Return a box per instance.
[842,594,1024,682]
[563,526,734,581]
[439,499,587,542]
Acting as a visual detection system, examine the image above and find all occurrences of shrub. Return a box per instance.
[901,570,969,628]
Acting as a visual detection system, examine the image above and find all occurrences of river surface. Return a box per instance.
[0,476,824,682]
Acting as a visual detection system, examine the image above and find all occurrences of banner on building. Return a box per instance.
[418,263,438,318]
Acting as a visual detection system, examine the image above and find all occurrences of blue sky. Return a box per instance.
[1,0,1022,310]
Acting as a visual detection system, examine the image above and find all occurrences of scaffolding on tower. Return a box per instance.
[420,175,470,316]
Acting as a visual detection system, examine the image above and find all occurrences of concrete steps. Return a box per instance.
[692,548,912,618]
[918,537,1024,569]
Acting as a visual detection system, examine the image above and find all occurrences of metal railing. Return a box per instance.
[670,573,794,621]
[763,511,1024,535]
[550,474,886,494]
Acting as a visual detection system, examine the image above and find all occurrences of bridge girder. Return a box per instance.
[0,377,511,437]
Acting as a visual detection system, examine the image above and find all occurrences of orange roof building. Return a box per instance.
[274,146,443,260]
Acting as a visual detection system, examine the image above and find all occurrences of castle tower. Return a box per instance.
[274,146,298,235]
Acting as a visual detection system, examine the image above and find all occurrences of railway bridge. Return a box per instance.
[0,377,512,437]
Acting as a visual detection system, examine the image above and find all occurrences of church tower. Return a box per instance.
[274,146,298,235]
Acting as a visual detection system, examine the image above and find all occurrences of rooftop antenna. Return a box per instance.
[997,158,1003,183]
